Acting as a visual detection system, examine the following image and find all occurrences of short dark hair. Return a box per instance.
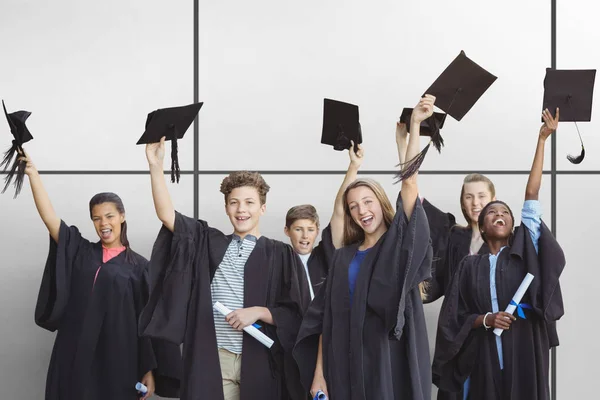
[477,200,515,243]
[285,204,320,228]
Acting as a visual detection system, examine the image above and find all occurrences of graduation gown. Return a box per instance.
[306,224,335,295]
[139,212,311,400]
[420,199,456,304]
[432,221,565,400]
[35,221,181,400]
[294,195,433,400]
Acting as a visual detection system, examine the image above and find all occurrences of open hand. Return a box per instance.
[540,108,559,140]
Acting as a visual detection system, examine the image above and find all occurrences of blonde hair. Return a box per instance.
[460,173,496,225]
[342,178,426,299]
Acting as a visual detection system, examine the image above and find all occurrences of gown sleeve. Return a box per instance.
[432,257,483,393]
[35,221,88,331]
[138,211,201,344]
[134,261,182,398]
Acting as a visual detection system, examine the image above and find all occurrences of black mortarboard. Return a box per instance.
[321,99,362,152]
[1,100,34,197]
[399,107,447,136]
[397,51,497,181]
[136,102,203,183]
[542,68,596,164]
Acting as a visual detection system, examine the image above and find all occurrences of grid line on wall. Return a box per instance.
[550,0,557,398]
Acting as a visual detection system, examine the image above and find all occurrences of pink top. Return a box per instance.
[102,245,127,263]
[93,245,127,289]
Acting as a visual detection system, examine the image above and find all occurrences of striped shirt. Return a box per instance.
[211,234,257,354]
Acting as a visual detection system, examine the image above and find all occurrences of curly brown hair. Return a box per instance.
[219,171,270,204]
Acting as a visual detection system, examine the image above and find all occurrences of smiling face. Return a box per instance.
[346,185,387,237]
[225,186,266,238]
[91,202,125,248]
[481,202,514,242]
[284,219,319,255]
[462,181,495,226]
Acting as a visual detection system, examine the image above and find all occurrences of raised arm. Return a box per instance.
[401,95,435,219]
[395,121,408,165]
[21,151,60,242]
[330,142,364,248]
[146,137,176,232]
[525,108,558,201]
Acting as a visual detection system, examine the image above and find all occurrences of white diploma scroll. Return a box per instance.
[493,273,534,337]
[213,301,274,348]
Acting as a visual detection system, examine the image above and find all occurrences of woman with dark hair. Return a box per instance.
[432,109,565,400]
[19,151,181,400]
[294,95,436,400]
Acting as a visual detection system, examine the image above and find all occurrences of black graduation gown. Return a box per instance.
[294,195,433,400]
[35,221,181,400]
[139,211,311,400]
[306,224,335,295]
[420,199,456,304]
[432,226,489,400]
[432,221,565,400]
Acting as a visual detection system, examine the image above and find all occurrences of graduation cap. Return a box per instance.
[542,68,596,164]
[399,108,447,137]
[1,100,34,197]
[136,102,203,183]
[321,98,362,152]
[397,50,497,181]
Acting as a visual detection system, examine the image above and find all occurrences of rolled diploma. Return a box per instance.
[493,273,534,337]
[135,382,148,394]
[213,301,274,348]
[314,390,328,400]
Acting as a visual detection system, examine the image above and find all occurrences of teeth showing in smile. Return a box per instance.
[360,216,373,225]
[493,218,506,226]
[472,208,481,214]
[236,216,249,221]
[299,241,310,246]
[100,228,112,239]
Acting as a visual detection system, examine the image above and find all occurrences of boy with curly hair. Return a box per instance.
[139,138,310,400]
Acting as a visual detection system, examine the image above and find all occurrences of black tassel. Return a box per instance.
[567,121,585,164]
[1,141,17,171]
[394,142,431,183]
[0,141,26,197]
[567,145,585,164]
[429,121,445,153]
[171,136,180,183]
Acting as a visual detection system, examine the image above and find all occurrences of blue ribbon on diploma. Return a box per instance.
[510,300,532,319]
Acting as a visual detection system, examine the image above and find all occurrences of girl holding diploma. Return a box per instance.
[294,96,436,400]
[432,109,566,400]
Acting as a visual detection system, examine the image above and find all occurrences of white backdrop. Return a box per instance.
[0,0,596,399]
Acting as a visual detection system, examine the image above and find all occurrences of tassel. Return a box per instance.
[567,121,585,164]
[394,142,431,183]
[170,135,180,183]
[567,144,585,164]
